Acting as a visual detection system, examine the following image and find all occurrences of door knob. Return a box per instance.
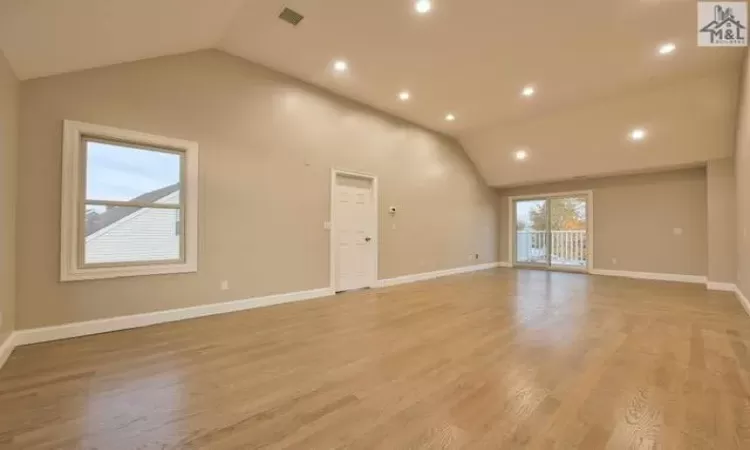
[365,237,372,242]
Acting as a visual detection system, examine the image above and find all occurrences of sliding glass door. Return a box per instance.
[514,199,549,267]
[513,193,590,271]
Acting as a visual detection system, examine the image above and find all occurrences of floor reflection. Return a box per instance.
[84,370,182,448]
[513,269,592,348]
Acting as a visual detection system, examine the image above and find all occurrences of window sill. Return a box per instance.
[61,262,197,282]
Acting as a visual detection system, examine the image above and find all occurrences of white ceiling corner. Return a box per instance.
[0,0,247,80]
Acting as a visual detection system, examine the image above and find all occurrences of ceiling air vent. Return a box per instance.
[279,7,304,26]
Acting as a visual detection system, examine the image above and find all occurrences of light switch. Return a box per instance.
[323,221,332,230]
[673,227,683,236]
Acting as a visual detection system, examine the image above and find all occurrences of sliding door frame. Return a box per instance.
[508,190,594,273]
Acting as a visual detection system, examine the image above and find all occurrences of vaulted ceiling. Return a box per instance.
[0,0,743,186]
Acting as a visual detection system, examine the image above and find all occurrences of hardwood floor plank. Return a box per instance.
[0,268,748,449]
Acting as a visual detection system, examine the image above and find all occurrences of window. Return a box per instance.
[61,121,198,281]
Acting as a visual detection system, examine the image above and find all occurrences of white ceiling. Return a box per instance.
[463,69,740,187]
[0,0,246,79]
[0,0,744,186]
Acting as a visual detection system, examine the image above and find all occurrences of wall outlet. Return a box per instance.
[673,227,683,236]
[323,221,332,230]
[220,280,230,291]
[611,258,617,265]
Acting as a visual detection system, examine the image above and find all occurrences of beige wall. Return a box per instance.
[0,50,18,343]
[462,70,739,187]
[496,168,708,276]
[707,158,736,284]
[16,50,498,329]
[737,54,750,298]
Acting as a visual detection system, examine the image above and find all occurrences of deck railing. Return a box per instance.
[516,230,587,266]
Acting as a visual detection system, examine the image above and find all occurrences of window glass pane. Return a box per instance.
[84,204,182,265]
[85,140,181,203]
[514,199,549,265]
[154,190,180,205]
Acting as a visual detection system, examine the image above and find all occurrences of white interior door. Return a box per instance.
[334,173,377,292]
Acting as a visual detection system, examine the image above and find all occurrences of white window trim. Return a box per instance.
[61,120,199,282]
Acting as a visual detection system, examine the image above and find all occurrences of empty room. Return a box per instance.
[1,0,749,448]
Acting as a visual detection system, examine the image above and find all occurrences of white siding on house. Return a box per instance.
[85,191,181,264]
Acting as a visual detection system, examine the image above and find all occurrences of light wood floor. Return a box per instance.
[1,269,750,449]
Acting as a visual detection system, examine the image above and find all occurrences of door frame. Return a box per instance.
[508,190,594,273]
[329,168,379,291]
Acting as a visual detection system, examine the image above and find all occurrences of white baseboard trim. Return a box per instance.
[497,261,512,268]
[377,262,503,288]
[735,286,750,317]
[0,332,17,372]
[706,282,737,292]
[10,262,507,349]
[590,269,707,284]
[13,287,335,347]
[2,262,747,370]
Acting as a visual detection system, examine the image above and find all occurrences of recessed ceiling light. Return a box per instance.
[333,60,348,72]
[658,42,676,55]
[521,85,535,97]
[445,113,456,122]
[514,149,529,161]
[415,0,432,14]
[629,128,647,141]
[399,91,411,101]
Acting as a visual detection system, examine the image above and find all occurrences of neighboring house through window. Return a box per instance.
[61,121,198,281]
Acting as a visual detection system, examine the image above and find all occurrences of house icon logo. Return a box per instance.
[699,2,748,46]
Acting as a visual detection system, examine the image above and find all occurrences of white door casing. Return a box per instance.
[330,170,378,292]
